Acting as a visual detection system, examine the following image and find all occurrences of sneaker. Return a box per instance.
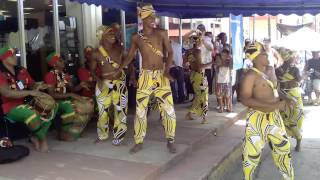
[112,139,123,146]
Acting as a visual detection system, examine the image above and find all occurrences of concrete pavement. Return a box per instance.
[0,95,246,180]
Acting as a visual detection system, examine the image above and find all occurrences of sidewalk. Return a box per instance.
[0,95,247,180]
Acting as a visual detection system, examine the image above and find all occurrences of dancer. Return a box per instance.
[117,4,177,153]
[276,48,304,151]
[89,25,128,146]
[240,42,294,180]
[185,35,212,123]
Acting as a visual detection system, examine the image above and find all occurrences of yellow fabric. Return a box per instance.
[245,42,264,61]
[98,46,121,69]
[138,4,156,19]
[242,110,294,180]
[189,71,208,119]
[138,32,164,58]
[96,78,128,142]
[280,87,304,140]
[134,69,176,144]
[96,25,113,41]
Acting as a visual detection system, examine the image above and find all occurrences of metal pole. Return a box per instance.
[17,0,26,68]
[53,0,60,54]
[179,18,183,45]
[268,14,271,39]
[253,15,256,41]
[315,15,317,32]
[120,10,126,50]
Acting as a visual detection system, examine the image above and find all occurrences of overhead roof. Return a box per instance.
[71,0,320,18]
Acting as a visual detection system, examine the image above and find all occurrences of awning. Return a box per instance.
[71,0,320,18]
[277,23,313,36]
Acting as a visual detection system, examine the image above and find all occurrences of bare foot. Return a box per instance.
[201,118,209,124]
[40,137,49,153]
[295,139,301,152]
[129,143,143,154]
[218,108,223,113]
[185,112,194,120]
[167,141,177,154]
[30,136,40,152]
[59,132,76,142]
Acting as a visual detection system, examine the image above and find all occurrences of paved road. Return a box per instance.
[228,106,320,180]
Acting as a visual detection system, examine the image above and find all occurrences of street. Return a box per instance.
[228,106,320,180]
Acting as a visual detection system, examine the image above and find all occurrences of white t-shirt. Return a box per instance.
[217,67,231,83]
[171,41,183,67]
[267,48,277,67]
[200,36,213,69]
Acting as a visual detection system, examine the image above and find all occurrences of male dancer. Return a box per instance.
[118,4,176,153]
[185,35,212,124]
[240,42,294,180]
[89,25,128,146]
[276,48,304,151]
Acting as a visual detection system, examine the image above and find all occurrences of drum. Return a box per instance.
[33,93,56,122]
[72,97,94,115]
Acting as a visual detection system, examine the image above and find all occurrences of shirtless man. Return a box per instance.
[185,35,212,124]
[90,25,128,146]
[240,42,294,180]
[117,4,176,154]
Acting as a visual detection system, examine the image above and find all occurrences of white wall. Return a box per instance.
[65,0,102,64]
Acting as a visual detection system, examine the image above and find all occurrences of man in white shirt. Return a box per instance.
[197,25,214,94]
[170,37,185,103]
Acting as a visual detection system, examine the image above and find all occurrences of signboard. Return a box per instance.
[230,14,244,70]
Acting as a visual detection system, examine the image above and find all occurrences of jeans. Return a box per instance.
[170,66,186,103]
[205,69,214,94]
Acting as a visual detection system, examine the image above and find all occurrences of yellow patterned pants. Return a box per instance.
[189,71,208,119]
[96,78,128,143]
[280,87,304,140]
[134,69,176,144]
[242,110,294,180]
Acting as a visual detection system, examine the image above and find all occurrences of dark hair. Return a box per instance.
[218,32,226,39]
[197,24,206,31]
[205,32,212,37]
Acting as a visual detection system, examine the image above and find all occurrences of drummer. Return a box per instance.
[0,47,53,152]
[44,52,93,141]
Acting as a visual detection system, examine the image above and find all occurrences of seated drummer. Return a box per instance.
[44,52,93,141]
[77,46,96,98]
[0,47,53,152]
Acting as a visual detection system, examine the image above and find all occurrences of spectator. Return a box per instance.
[215,49,233,112]
[305,51,320,105]
[217,32,229,52]
[198,25,214,95]
[170,36,185,103]
[263,38,283,85]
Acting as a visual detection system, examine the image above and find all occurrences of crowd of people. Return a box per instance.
[0,3,316,180]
